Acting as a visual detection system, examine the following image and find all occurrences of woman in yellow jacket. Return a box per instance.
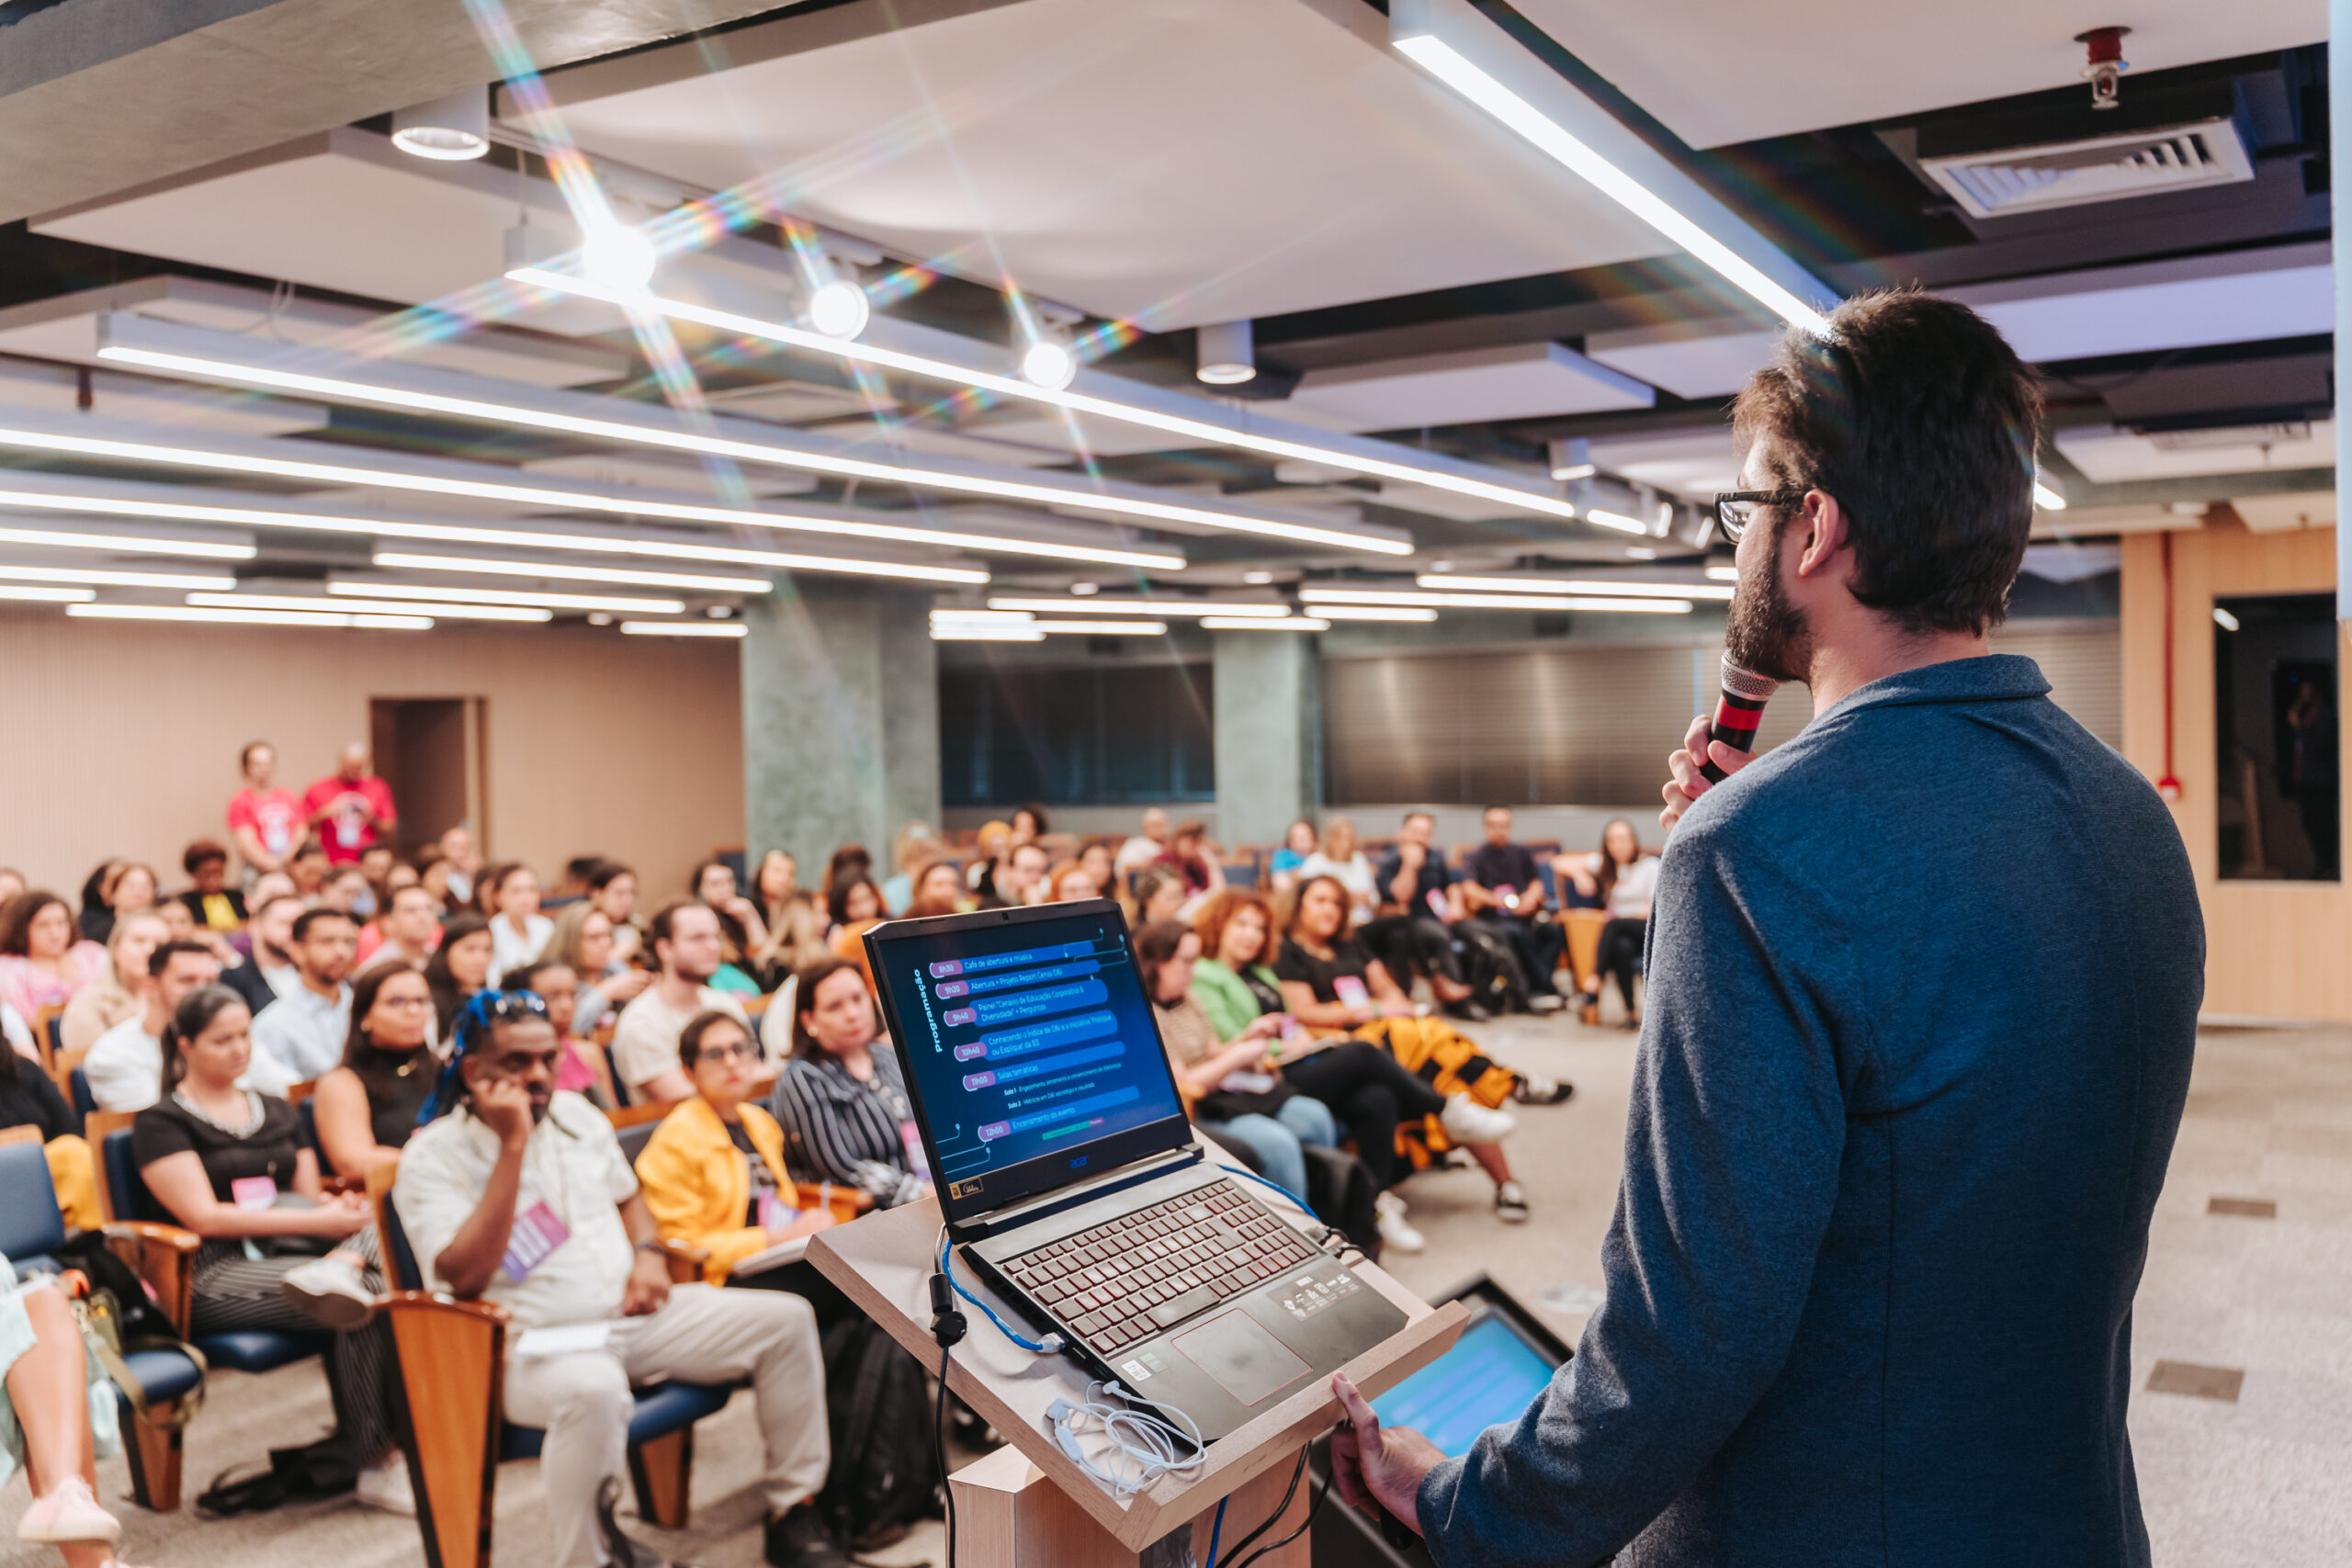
[634,1010,838,1286]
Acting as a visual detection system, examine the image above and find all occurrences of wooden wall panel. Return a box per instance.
[2118,524,2349,1021]
[0,612,742,900]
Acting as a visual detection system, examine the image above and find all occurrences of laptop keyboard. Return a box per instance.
[1004,1181,1322,1357]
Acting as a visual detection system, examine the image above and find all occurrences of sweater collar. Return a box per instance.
[1816,653,2051,724]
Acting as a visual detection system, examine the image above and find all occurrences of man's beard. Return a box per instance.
[1723,515,1813,685]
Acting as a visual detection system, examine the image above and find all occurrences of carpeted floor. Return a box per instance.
[0,1008,2341,1565]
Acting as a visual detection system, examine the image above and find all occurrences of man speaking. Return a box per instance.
[1330,292,2201,1566]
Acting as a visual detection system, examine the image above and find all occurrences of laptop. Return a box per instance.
[865,898,1407,1443]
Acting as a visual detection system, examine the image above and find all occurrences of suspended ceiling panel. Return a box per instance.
[1286,344,1653,434]
[2054,421,2335,483]
[0,358,326,439]
[533,0,1674,329]
[1585,427,1743,499]
[1586,325,1781,400]
[1510,0,2328,149]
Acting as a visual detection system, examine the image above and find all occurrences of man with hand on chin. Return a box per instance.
[395,990,846,1568]
[1328,293,2199,1567]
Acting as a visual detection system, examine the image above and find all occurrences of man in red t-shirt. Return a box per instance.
[302,741,399,865]
[227,740,305,877]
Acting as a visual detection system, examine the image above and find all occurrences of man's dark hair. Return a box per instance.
[182,840,230,875]
[513,957,571,993]
[148,939,215,977]
[649,897,712,955]
[291,907,356,942]
[587,860,635,893]
[1733,290,2041,637]
[1402,810,1434,829]
[564,856,605,886]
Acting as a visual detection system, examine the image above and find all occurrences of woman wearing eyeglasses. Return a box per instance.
[634,1011,839,1289]
[311,964,438,1179]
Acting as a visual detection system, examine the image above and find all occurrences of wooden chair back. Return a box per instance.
[85,1109,140,1224]
[0,1123,40,1148]
[30,1004,63,1070]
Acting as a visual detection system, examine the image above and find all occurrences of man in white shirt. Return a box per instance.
[611,900,749,1104]
[1113,805,1171,877]
[393,992,839,1568]
[362,885,443,973]
[222,894,306,1020]
[439,824,483,908]
[85,941,222,1111]
[247,908,356,1093]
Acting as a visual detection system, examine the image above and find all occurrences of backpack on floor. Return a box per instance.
[1453,923,1529,1015]
[818,1313,939,1550]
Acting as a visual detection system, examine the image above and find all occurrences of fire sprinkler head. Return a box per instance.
[2075,26,2132,110]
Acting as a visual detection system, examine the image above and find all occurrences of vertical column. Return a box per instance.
[741,578,940,867]
[1212,629,1318,847]
[2337,0,2352,622]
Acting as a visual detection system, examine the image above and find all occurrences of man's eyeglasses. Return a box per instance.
[1713,488,1809,543]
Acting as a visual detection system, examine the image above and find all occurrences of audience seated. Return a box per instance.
[423,911,492,1041]
[974,842,1046,910]
[481,862,553,986]
[960,820,1011,902]
[547,900,650,1038]
[135,985,405,1511]
[1269,818,1317,892]
[1076,839,1116,899]
[318,865,371,918]
[1154,818,1227,916]
[1461,805,1568,1012]
[752,850,803,963]
[768,958,928,1210]
[85,939,222,1113]
[1114,806,1171,877]
[0,1249,134,1568]
[1566,817,1660,1029]
[1298,816,1379,923]
[613,901,752,1104]
[176,840,246,932]
[0,1029,100,1229]
[80,862,158,948]
[245,908,357,1095]
[287,840,331,900]
[1137,919,1336,1200]
[310,964,436,1179]
[155,896,242,976]
[0,892,108,1035]
[636,1010,839,1285]
[1370,811,1487,1021]
[1273,874,1530,1224]
[825,874,886,940]
[226,739,302,881]
[1045,859,1099,902]
[60,911,166,1055]
[695,860,773,990]
[300,742,396,867]
[512,957,616,1108]
[1130,864,1188,928]
[393,990,843,1568]
[904,860,970,917]
[435,825,482,908]
[357,884,443,974]
[877,824,937,916]
[820,845,872,904]
[220,893,303,1019]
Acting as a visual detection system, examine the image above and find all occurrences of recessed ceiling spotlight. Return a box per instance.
[589,613,614,626]
[1428,560,1453,572]
[706,605,734,618]
[1019,335,1080,392]
[1069,581,1100,596]
[390,88,490,161]
[806,276,870,341]
[1196,321,1257,386]
[1550,462,1598,482]
[580,220,658,294]
[1625,546,1657,559]
[1243,570,1273,585]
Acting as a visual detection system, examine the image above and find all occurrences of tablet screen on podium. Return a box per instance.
[1372,1310,1560,1457]
[865,900,1191,1225]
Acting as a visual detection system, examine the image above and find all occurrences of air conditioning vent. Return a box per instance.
[2143,422,2309,453]
[1920,117,2254,219]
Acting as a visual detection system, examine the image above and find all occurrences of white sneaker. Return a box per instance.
[280,1256,375,1331]
[1374,1191,1425,1254]
[1441,1094,1517,1145]
[356,1451,415,1517]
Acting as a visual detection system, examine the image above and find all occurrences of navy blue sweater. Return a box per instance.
[1418,654,2202,1567]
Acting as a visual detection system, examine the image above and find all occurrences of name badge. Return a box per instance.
[501,1200,571,1281]
[1333,976,1372,1013]
[1219,1070,1277,1096]
[899,1120,932,1182]
[758,1192,799,1232]
[230,1175,278,1211]
[1425,888,1449,919]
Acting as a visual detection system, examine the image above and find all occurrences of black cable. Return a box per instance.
[935,1338,956,1568]
[1226,1472,1330,1568]
[1211,1444,1308,1566]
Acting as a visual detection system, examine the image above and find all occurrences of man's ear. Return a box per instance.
[1790,491,1850,581]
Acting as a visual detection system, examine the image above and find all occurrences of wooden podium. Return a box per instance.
[808,1155,1465,1568]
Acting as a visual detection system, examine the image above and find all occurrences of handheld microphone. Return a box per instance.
[1700,654,1782,783]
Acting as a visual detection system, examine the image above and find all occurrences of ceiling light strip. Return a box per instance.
[1419,573,1733,601]
[1031,620,1166,636]
[0,563,236,590]
[0,475,987,584]
[1201,616,1330,631]
[984,595,1290,618]
[510,267,1586,527]
[0,586,95,603]
[327,581,684,614]
[372,553,766,592]
[96,320,1409,556]
[618,621,748,638]
[1306,604,1440,622]
[0,524,253,559]
[1389,0,1834,336]
[68,604,431,630]
[1301,587,1691,613]
[187,592,551,623]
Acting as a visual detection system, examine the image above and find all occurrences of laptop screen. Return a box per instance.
[865,900,1191,1227]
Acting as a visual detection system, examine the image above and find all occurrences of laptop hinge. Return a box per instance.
[950,1145,1204,1242]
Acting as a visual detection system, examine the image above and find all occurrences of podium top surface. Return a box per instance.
[808,1147,1466,1551]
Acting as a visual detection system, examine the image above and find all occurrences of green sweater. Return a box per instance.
[1189,957,1280,1043]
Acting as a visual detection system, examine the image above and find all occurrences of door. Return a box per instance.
[370,697,488,856]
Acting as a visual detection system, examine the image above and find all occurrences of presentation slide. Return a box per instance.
[881,912,1182,1199]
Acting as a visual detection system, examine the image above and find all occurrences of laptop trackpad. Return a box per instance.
[1170,1309,1311,1406]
